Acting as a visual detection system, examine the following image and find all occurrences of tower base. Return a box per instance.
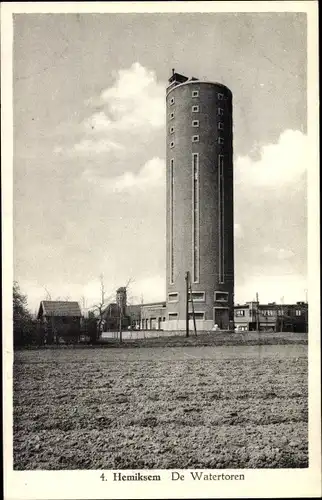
[163,319,223,332]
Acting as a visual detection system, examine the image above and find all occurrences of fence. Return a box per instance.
[101,330,189,341]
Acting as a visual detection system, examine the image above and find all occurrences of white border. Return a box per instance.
[2,2,321,499]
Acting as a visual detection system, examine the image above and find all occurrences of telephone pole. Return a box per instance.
[119,307,123,343]
[189,280,197,336]
[280,296,284,332]
[185,271,189,337]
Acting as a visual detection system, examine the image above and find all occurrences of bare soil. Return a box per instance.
[13,343,308,470]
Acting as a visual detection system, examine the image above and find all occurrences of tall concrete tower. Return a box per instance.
[165,71,234,331]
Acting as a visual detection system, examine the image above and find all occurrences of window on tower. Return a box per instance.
[170,141,175,148]
[188,311,205,320]
[218,93,224,100]
[192,90,199,98]
[170,111,175,120]
[218,122,224,130]
[215,291,228,302]
[192,105,199,113]
[170,97,175,105]
[170,126,174,134]
[192,153,200,283]
[218,155,225,284]
[192,135,199,143]
[218,137,224,145]
[168,292,179,302]
[189,291,205,302]
[192,120,199,127]
[169,159,174,284]
[218,108,224,116]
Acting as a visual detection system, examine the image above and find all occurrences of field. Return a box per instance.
[13,336,308,470]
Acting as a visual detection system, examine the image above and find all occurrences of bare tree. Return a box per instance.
[43,286,51,300]
[90,274,114,339]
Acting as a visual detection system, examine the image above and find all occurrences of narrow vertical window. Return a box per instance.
[218,155,224,283]
[192,153,200,283]
[170,159,174,284]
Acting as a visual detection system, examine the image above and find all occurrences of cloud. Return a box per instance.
[235,129,308,187]
[54,63,165,157]
[85,62,165,134]
[83,157,165,193]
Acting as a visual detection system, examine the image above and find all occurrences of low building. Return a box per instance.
[37,300,82,343]
[234,301,308,332]
[140,302,167,330]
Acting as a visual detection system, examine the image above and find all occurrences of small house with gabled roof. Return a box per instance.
[37,300,82,343]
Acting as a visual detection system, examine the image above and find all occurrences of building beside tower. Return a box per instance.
[164,71,234,330]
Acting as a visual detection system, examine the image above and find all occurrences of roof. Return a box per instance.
[234,303,308,309]
[166,79,232,98]
[102,303,119,319]
[38,301,81,318]
[142,301,166,308]
[168,71,189,84]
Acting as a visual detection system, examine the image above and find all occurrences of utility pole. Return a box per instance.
[256,292,259,332]
[185,271,189,338]
[189,281,197,336]
[119,307,122,343]
[280,296,284,332]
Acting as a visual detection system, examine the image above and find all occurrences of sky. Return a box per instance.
[13,12,308,313]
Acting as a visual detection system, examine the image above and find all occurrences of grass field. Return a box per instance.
[13,339,308,470]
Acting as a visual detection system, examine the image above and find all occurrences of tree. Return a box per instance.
[13,282,34,346]
[89,274,114,342]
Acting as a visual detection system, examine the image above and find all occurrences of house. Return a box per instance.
[234,301,308,332]
[37,300,82,343]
